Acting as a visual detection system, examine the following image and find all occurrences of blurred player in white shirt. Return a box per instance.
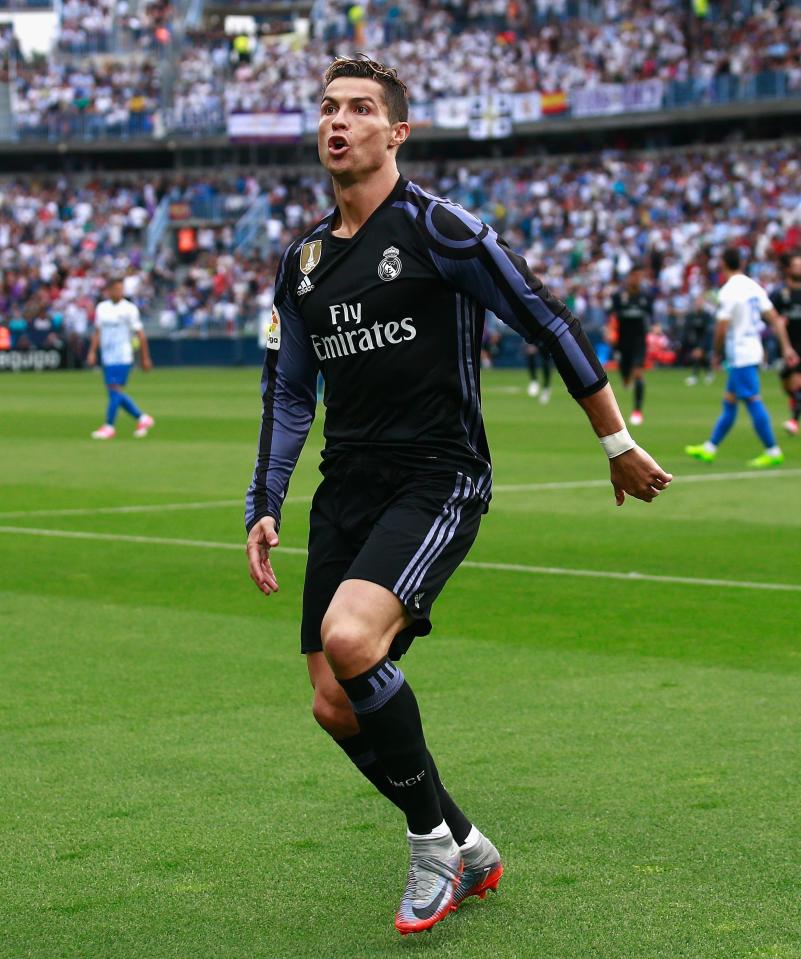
[686,248,799,468]
[86,277,155,440]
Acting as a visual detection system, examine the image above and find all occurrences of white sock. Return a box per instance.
[407,820,450,841]
[459,825,481,851]
[703,441,717,453]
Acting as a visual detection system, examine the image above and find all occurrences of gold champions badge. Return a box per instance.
[300,239,322,275]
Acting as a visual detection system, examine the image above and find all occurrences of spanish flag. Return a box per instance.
[540,91,568,115]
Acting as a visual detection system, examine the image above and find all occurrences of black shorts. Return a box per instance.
[618,339,646,380]
[300,456,486,660]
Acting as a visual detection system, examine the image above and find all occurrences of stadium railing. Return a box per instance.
[146,195,170,261]
[9,71,801,143]
[233,193,270,255]
[15,111,157,140]
[163,104,226,138]
[663,71,793,110]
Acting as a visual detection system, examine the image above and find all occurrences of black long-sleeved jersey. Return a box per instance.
[245,176,607,532]
[682,308,715,349]
[608,290,654,345]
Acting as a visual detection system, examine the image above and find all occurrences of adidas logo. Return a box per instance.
[297,275,314,296]
[413,592,424,609]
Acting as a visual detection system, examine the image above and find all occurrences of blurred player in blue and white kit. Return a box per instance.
[87,277,155,440]
[685,248,799,468]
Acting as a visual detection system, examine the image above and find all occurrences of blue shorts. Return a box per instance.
[726,365,760,399]
[103,363,132,387]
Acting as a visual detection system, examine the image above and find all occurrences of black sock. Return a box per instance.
[336,737,473,842]
[338,658,443,834]
[526,352,537,379]
[793,389,801,420]
[337,731,403,809]
[634,378,644,412]
[427,753,472,845]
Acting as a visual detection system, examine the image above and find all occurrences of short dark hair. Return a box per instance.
[322,54,409,125]
[722,247,742,271]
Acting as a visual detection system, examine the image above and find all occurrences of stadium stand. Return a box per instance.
[1,0,799,141]
[0,0,800,371]
[2,138,799,361]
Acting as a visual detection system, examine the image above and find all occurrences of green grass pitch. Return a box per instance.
[1,366,800,959]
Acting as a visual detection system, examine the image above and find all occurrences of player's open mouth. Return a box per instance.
[328,136,349,157]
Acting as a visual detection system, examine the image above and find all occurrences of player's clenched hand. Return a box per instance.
[785,346,800,368]
[246,516,280,596]
[610,447,672,506]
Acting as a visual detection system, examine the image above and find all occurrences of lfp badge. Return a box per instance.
[266,305,281,351]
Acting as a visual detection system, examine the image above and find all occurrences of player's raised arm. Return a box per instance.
[244,265,319,594]
[410,197,606,400]
[401,194,671,503]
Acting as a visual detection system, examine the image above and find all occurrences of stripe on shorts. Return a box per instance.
[394,473,473,604]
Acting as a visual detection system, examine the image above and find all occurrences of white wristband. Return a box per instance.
[599,428,637,459]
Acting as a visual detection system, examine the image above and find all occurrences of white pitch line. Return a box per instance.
[493,467,801,493]
[0,525,307,557]
[0,500,242,520]
[465,560,801,593]
[0,494,309,521]
[2,525,800,594]
[1,468,799,521]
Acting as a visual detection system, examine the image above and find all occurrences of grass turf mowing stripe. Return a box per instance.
[3,524,801,594]
[2,467,800,520]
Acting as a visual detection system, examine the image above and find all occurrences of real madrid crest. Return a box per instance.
[300,239,322,276]
[378,245,402,282]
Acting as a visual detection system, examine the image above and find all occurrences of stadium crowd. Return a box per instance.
[0,173,294,357]
[7,0,801,137]
[2,141,799,361]
[12,58,160,139]
[173,0,801,122]
[56,0,174,54]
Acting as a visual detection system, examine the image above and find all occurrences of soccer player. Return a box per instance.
[87,277,154,440]
[685,248,799,468]
[244,55,672,937]
[525,343,553,403]
[770,252,801,435]
[681,294,715,385]
[607,264,654,425]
